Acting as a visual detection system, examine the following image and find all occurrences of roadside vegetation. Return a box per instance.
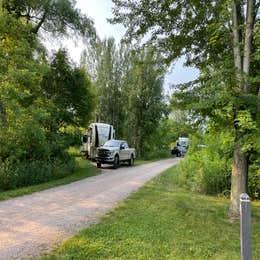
[0,150,168,202]
[0,157,100,201]
[110,0,260,216]
[0,1,171,193]
[176,133,260,200]
[0,0,259,242]
[42,165,260,259]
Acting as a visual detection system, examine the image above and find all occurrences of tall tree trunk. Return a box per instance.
[230,143,248,216]
[230,0,255,217]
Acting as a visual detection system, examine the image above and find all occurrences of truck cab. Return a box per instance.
[96,140,135,169]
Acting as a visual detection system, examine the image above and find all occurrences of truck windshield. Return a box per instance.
[103,140,121,147]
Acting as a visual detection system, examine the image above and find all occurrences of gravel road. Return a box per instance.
[0,158,180,259]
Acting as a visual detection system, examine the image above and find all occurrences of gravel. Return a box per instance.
[0,158,180,259]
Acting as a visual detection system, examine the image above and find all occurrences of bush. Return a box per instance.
[248,155,260,199]
[173,132,260,199]
[0,156,75,191]
[174,132,232,195]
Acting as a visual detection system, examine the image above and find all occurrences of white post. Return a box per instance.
[240,193,252,260]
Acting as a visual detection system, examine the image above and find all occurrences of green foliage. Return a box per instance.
[94,38,124,133]
[0,157,75,191]
[41,50,95,127]
[0,8,96,190]
[172,131,260,199]
[2,0,96,38]
[249,152,260,199]
[0,158,101,201]
[142,115,195,159]
[110,0,229,66]
[124,47,168,156]
[82,41,168,158]
[175,132,232,195]
[111,0,260,205]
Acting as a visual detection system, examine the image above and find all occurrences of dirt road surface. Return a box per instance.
[0,158,180,259]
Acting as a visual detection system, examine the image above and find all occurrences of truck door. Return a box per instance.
[120,142,128,160]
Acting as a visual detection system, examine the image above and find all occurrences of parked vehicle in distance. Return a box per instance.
[171,137,189,157]
[177,137,189,148]
[96,140,135,169]
[80,123,115,160]
[171,145,186,157]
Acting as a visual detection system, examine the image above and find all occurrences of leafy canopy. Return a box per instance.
[2,0,96,38]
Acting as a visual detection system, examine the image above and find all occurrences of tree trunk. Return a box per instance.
[230,144,248,216]
[243,0,255,92]
[230,0,255,217]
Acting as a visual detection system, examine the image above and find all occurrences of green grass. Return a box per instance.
[134,156,173,166]
[42,166,260,260]
[134,158,161,166]
[0,158,100,201]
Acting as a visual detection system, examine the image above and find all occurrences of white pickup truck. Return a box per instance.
[96,140,135,168]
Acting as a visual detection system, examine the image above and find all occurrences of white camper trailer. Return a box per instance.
[177,137,189,148]
[81,123,115,160]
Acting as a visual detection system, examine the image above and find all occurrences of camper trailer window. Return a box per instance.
[82,135,87,143]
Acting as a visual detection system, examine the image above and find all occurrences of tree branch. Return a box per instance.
[31,12,47,34]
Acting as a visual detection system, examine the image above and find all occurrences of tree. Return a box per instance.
[81,39,168,156]
[0,3,96,189]
[1,0,96,38]
[41,50,95,128]
[110,0,260,216]
[123,47,168,156]
[80,38,129,137]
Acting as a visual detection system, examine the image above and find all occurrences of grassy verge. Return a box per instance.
[134,156,173,166]
[0,158,100,201]
[0,152,168,202]
[134,158,161,166]
[42,166,260,259]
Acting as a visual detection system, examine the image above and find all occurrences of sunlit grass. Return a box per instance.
[42,166,260,259]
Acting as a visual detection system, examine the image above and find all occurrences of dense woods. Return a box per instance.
[0,0,259,218]
[0,0,96,190]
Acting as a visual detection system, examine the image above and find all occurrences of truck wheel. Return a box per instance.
[113,155,119,169]
[97,162,101,168]
[128,155,134,166]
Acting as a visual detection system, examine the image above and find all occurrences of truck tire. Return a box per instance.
[113,155,119,169]
[97,162,101,168]
[128,154,134,166]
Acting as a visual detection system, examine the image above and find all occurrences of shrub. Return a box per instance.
[0,156,75,191]
[174,132,232,195]
[248,156,260,199]
[173,132,260,199]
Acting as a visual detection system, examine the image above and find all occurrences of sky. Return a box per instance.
[46,0,200,91]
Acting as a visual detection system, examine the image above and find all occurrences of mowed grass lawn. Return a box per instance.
[42,166,260,259]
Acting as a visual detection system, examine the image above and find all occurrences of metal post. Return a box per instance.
[240,193,252,260]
